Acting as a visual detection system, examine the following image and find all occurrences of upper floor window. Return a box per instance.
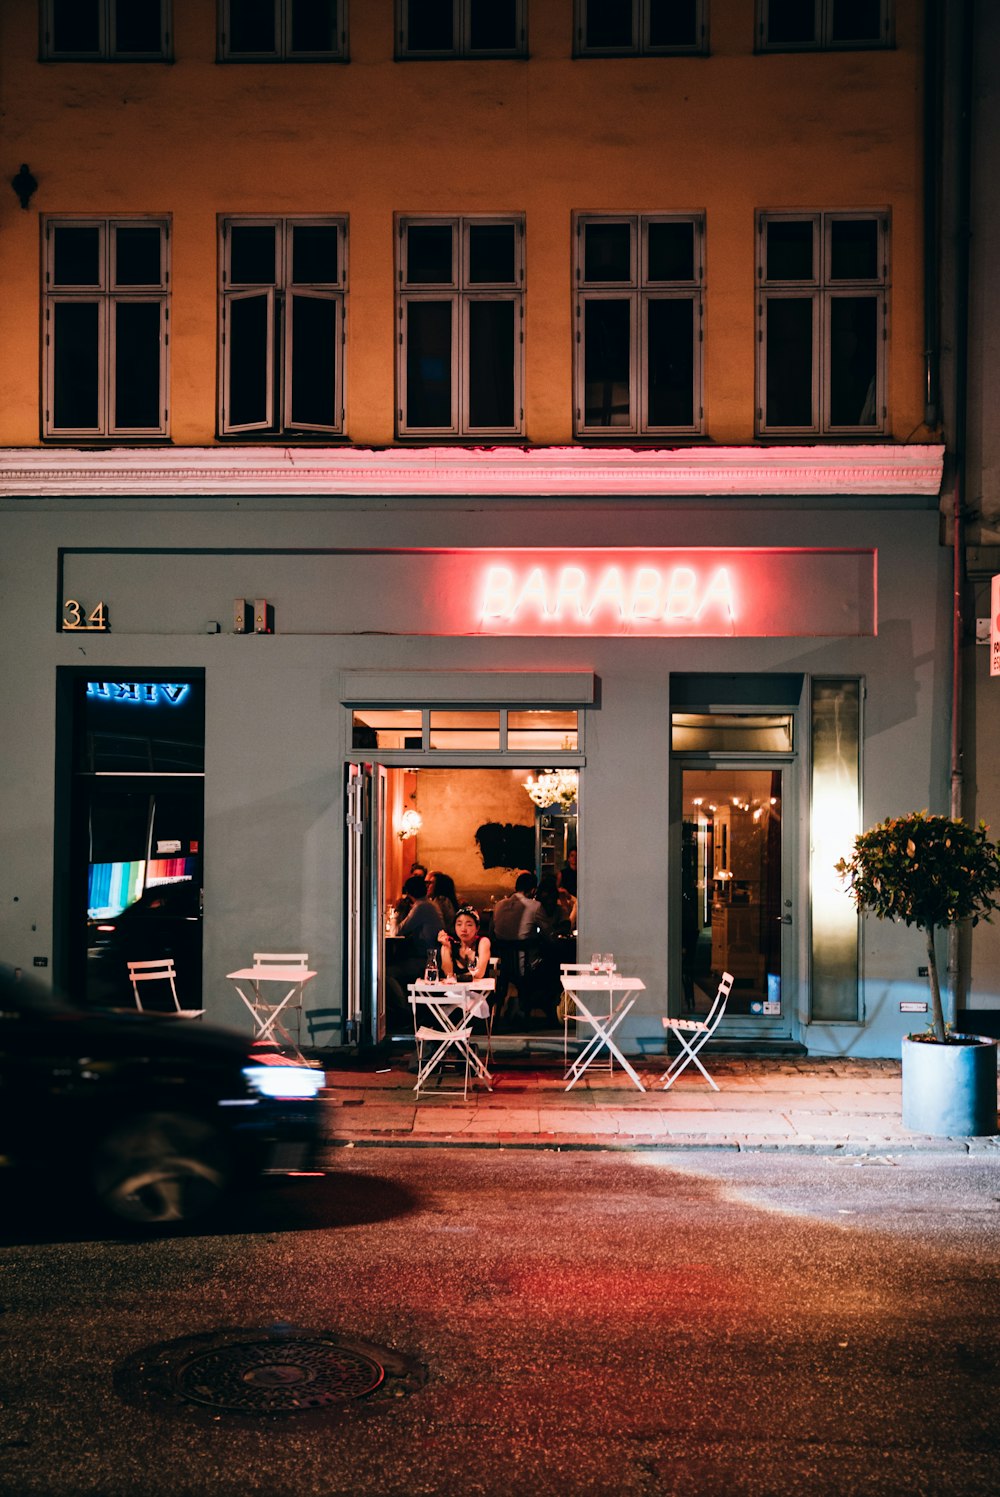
[757,0,891,51]
[44,218,169,439]
[219,216,347,436]
[574,213,704,437]
[575,1,706,55]
[42,0,170,60]
[396,1,526,59]
[220,0,346,60]
[397,216,524,438]
[757,211,887,435]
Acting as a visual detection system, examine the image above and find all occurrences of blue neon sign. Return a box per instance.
[86,682,191,706]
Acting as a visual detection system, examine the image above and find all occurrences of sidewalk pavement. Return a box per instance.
[321,1053,1000,1154]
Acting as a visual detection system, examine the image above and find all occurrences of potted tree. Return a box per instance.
[836,812,1000,1136]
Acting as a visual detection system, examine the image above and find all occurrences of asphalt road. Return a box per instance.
[1,1147,998,1496]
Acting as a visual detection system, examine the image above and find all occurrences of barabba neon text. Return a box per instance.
[479,564,737,626]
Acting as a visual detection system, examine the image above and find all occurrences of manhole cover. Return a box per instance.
[116,1325,425,1420]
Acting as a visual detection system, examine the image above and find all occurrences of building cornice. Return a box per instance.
[0,444,945,498]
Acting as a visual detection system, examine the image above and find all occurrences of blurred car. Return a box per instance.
[0,967,325,1231]
[86,878,203,1010]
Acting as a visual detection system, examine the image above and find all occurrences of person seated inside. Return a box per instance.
[427,869,459,937]
[438,905,491,982]
[388,873,440,1011]
[394,861,428,923]
[491,871,545,1023]
[559,848,577,898]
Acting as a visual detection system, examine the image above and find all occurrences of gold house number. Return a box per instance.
[63,599,110,632]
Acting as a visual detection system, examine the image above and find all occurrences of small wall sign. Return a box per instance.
[63,599,109,632]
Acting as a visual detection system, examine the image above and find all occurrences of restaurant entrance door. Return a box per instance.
[679,766,794,1039]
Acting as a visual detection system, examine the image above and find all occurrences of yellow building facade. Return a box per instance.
[0,0,930,449]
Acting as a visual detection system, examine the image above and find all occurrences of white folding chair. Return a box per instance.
[658,971,734,1091]
[127,958,203,1018]
[560,962,613,1071]
[408,985,473,1100]
[249,952,309,1049]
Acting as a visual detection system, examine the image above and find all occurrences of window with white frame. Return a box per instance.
[574,213,704,437]
[396,1,525,58]
[44,218,169,438]
[757,211,887,435]
[757,0,891,50]
[220,0,345,60]
[397,216,524,438]
[575,0,706,55]
[42,0,170,60]
[219,217,347,436]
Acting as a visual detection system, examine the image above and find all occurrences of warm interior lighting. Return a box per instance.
[397,807,423,840]
[522,769,579,809]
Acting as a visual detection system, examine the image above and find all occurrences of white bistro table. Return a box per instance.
[561,973,646,1092]
[226,964,317,1059]
[409,978,495,1091]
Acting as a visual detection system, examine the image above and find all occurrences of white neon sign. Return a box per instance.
[479,563,737,628]
[86,682,191,706]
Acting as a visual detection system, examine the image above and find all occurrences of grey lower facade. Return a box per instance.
[0,449,953,1059]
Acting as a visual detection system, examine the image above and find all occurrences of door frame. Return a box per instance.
[671,755,798,1042]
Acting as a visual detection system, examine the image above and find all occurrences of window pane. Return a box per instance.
[508,711,579,752]
[429,710,500,750]
[672,713,794,752]
[53,226,102,287]
[810,681,860,1022]
[765,220,814,281]
[648,221,694,282]
[229,0,278,53]
[291,223,339,284]
[406,0,454,51]
[831,0,882,42]
[585,0,634,48]
[647,298,694,427]
[830,219,878,280]
[406,225,454,285]
[114,302,161,429]
[584,299,631,427]
[230,225,276,286]
[468,301,514,428]
[289,294,338,427]
[766,0,817,45]
[469,224,516,285]
[583,222,632,283]
[290,0,338,52]
[114,226,162,287]
[53,302,101,429]
[228,294,270,427]
[352,710,423,751]
[829,297,878,426]
[406,301,453,427]
[470,0,517,50]
[765,298,813,427]
[114,0,164,53]
[649,0,698,47]
[52,0,101,51]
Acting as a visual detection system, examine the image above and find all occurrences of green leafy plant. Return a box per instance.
[836,812,1000,1042]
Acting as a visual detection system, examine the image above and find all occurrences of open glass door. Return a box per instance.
[345,763,386,1047]
[680,766,793,1038]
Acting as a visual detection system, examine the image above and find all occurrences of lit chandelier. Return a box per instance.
[522,769,579,810]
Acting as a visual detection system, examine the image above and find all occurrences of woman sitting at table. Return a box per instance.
[438,904,491,982]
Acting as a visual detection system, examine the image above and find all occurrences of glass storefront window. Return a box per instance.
[429,710,501,750]
[352,709,423,750]
[507,710,579,752]
[672,713,793,753]
[810,679,861,1022]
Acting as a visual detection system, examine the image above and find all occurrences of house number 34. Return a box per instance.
[62,598,110,632]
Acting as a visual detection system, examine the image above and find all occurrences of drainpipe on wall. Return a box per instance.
[946,0,975,1022]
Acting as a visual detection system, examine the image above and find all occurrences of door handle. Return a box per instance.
[777,915,792,925]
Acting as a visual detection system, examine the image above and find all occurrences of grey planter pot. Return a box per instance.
[901,1033,999,1137]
